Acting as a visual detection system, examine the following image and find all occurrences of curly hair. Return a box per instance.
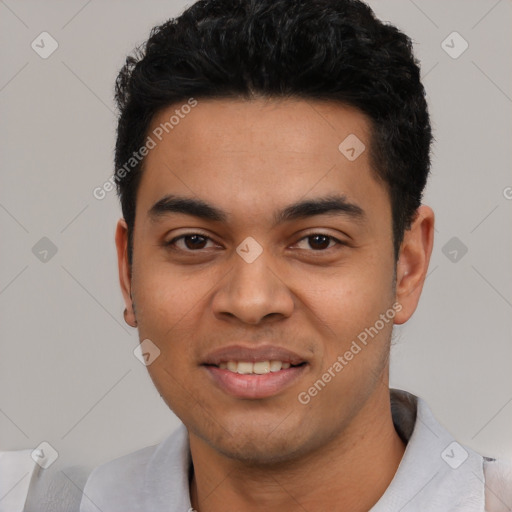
[114,0,432,263]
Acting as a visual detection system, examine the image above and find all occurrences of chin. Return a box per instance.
[204,422,318,467]
[217,440,305,467]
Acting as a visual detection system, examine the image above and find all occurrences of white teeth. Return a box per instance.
[269,360,283,372]
[218,360,294,374]
[236,362,253,374]
[253,361,270,374]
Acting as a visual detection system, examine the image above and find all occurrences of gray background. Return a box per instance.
[0,0,511,473]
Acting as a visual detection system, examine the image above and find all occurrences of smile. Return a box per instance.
[203,362,308,399]
[216,360,297,374]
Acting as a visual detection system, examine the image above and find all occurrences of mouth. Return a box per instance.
[202,345,309,399]
[206,360,306,374]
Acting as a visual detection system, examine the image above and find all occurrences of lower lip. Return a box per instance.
[204,365,307,399]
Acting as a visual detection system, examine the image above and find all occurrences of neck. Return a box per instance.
[189,385,405,512]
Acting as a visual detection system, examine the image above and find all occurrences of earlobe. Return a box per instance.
[394,205,435,325]
[115,218,137,328]
[124,307,137,327]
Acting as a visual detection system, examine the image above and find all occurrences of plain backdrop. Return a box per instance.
[1,0,511,473]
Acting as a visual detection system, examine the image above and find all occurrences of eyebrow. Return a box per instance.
[148,193,366,226]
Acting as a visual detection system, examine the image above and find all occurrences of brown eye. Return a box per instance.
[182,235,208,250]
[307,234,332,250]
[294,233,341,251]
[166,233,215,251]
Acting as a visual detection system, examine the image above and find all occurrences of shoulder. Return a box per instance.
[80,424,190,512]
[24,464,92,512]
[483,457,512,512]
[80,444,158,512]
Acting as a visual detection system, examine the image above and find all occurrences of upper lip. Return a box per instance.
[202,344,308,366]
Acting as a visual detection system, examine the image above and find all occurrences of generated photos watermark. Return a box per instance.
[298,301,403,405]
[93,98,198,200]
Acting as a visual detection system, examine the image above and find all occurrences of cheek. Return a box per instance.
[132,261,210,334]
[298,272,395,414]
[298,259,394,338]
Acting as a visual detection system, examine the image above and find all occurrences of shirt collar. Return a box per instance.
[370,389,485,511]
[142,389,485,511]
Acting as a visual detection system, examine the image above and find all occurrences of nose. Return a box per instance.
[211,250,295,325]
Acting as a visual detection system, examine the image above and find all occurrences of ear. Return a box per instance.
[115,218,137,327]
[394,205,435,325]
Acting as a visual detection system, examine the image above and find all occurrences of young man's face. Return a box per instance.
[116,98,428,465]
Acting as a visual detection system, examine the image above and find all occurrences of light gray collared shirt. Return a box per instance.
[77,389,512,511]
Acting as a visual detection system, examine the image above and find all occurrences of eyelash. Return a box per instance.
[164,232,345,253]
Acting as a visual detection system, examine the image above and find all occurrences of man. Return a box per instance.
[66,0,511,510]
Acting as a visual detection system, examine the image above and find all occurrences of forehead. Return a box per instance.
[147,97,370,156]
[136,98,389,227]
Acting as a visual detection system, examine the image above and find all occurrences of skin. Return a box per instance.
[115,97,435,511]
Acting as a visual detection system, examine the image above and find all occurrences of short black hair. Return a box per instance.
[114,0,432,264]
